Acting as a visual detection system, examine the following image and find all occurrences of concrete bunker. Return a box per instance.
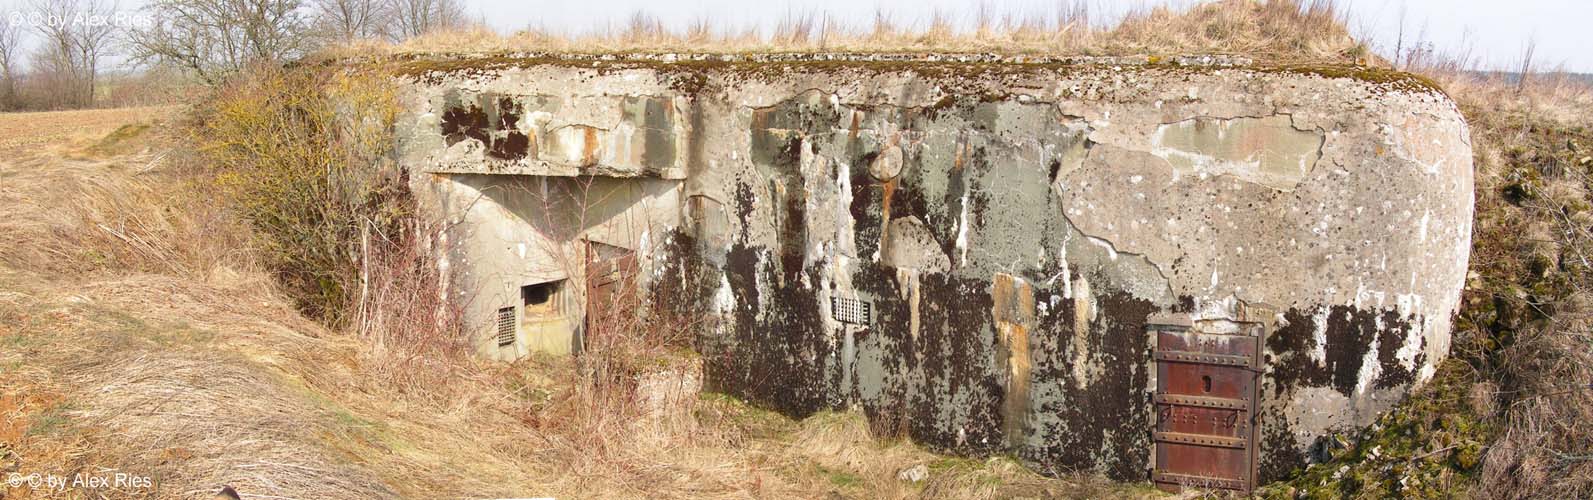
[395,54,1474,492]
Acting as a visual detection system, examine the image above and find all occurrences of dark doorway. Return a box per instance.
[583,240,639,351]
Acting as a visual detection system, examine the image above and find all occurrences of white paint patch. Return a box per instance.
[1353,332,1382,396]
[1309,308,1330,364]
[1393,294,1428,372]
[1071,275,1096,388]
[955,192,971,267]
[1395,293,1424,318]
[1419,209,1431,243]
[1353,281,1388,310]
[1085,236,1118,260]
[1057,238,1074,298]
[1190,295,1240,321]
[714,275,735,314]
[836,161,856,257]
[1394,321,1425,372]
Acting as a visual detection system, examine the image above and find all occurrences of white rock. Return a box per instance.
[897,464,928,483]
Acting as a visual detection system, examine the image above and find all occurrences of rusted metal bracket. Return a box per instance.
[1155,431,1248,449]
[1154,394,1250,411]
[1154,350,1254,367]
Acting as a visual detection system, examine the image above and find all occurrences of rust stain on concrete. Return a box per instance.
[993,272,1036,446]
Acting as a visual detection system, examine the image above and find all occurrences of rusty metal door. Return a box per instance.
[584,241,639,351]
[1149,315,1262,493]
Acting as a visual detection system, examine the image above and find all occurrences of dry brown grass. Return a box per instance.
[0,107,1149,499]
[1457,89,1593,499]
[345,0,1366,65]
[0,107,169,153]
[1374,30,1593,497]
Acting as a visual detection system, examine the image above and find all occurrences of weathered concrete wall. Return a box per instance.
[392,54,1473,482]
[416,171,682,358]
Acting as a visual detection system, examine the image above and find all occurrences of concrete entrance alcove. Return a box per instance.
[433,173,682,359]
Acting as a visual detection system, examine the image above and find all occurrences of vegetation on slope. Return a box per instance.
[1262,72,1593,499]
[192,65,402,325]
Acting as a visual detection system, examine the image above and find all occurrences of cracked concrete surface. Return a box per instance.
[392,56,1474,483]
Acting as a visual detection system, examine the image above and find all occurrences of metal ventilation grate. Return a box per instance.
[495,307,516,347]
[830,296,872,325]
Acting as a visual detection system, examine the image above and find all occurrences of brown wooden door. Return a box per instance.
[1149,316,1262,493]
[584,241,639,351]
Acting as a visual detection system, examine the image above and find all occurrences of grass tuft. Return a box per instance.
[337,0,1371,66]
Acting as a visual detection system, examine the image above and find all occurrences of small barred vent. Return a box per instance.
[830,297,872,325]
[495,307,516,347]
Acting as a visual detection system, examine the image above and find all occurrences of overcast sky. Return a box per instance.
[2,0,1588,73]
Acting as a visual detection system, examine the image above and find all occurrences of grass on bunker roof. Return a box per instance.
[351,0,1457,97]
[325,0,1368,66]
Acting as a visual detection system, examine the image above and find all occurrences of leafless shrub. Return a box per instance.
[96,65,195,108]
[387,0,465,40]
[131,0,316,84]
[1054,0,1092,49]
[312,0,390,42]
[868,8,898,44]
[773,10,816,47]
[0,8,20,110]
[683,15,713,45]
[920,10,955,46]
[1515,38,1537,95]
[181,63,474,399]
[351,199,468,396]
[28,0,119,108]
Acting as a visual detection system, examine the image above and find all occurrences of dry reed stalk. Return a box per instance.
[372,0,1366,64]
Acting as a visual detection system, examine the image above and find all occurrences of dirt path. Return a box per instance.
[0,107,404,499]
[0,107,175,155]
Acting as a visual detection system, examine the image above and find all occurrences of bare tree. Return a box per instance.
[29,0,120,108]
[312,0,388,42]
[0,9,20,110]
[130,0,312,84]
[387,0,464,40]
